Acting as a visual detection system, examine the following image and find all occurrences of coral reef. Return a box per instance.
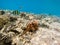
[0,10,60,45]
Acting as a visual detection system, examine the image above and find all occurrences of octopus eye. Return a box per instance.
[32,23,34,25]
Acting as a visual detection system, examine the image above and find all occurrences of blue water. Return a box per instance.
[0,0,60,16]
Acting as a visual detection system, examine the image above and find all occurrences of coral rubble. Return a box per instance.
[0,10,60,45]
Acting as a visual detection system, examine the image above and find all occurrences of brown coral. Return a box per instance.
[21,20,39,35]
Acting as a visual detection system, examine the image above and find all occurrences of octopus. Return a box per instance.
[21,19,39,36]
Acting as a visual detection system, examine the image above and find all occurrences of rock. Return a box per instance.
[0,10,5,15]
[25,15,35,20]
[0,33,12,45]
[0,15,10,30]
[28,15,35,20]
[9,16,17,22]
[20,13,26,18]
[49,22,60,31]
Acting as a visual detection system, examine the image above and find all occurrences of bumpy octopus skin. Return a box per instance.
[21,20,39,36]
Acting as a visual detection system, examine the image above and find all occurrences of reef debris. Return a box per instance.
[0,11,60,45]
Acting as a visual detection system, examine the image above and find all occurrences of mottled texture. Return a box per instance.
[0,12,60,45]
